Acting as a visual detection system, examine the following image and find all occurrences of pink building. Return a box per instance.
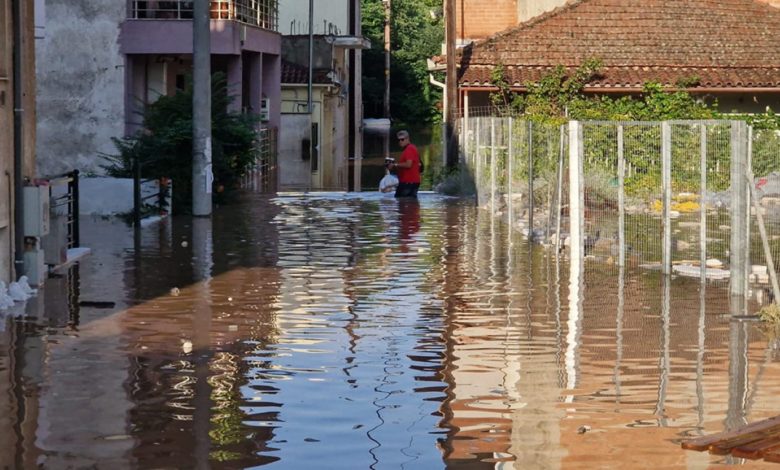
[119,0,281,133]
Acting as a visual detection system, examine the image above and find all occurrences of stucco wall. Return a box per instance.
[35,0,125,177]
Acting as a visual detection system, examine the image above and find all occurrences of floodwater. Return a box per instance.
[1,191,780,469]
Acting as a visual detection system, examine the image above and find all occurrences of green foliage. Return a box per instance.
[484,59,780,197]
[489,58,718,123]
[362,0,444,124]
[103,73,260,214]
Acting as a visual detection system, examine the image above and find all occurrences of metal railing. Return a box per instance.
[48,170,80,249]
[133,176,171,226]
[241,127,277,192]
[130,0,278,31]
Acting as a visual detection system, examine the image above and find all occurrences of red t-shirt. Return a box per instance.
[397,143,421,184]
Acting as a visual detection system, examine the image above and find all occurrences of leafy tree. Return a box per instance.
[362,0,444,124]
[103,73,260,214]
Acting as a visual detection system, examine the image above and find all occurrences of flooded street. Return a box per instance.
[2,191,780,469]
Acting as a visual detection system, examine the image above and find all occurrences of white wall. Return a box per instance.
[278,0,349,36]
[518,0,567,22]
[48,177,169,216]
[35,0,126,177]
[278,113,314,189]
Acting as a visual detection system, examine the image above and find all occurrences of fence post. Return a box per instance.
[71,169,80,247]
[133,151,142,227]
[730,120,749,302]
[475,117,482,205]
[661,122,672,276]
[700,124,708,282]
[555,125,565,255]
[507,117,514,231]
[569,121,584,273]
[617,124,625,268]
[490,118,496,217]
[528,121,534,240]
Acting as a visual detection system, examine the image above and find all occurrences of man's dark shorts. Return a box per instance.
[395,182,420,198]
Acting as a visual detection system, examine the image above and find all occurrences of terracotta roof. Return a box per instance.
[281,60,332,85]
[450,0,780,90]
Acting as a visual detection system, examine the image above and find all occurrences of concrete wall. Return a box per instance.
[278,0,348,36]
[47,177,170,216]
[35,0,126,177]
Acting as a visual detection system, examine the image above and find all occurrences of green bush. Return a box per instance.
[103,73,260,214]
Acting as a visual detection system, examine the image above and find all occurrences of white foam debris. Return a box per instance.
[673,264,730,280]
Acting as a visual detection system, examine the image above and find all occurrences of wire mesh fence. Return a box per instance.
[749,127,780,302]
[461,117,780,306]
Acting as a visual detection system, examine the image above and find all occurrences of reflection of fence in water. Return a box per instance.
[462,118,780,301]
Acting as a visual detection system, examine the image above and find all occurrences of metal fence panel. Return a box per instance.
[460,116,776,307]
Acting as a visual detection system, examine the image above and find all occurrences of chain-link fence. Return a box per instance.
[749,127,780,302]
[461,117,565,242]
[461,117,780,306]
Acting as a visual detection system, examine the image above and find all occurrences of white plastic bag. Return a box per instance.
[379,174,399,193]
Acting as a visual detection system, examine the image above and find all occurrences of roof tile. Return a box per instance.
[453,0,780,89]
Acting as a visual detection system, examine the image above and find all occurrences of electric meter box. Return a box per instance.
[259,98,270,122]
[23,186,50,237]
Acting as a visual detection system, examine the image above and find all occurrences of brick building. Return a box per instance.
[455,0,566,43]
[456,0,780,43]
[444,0,780,115]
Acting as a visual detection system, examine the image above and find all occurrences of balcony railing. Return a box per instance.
[130,0,278,31]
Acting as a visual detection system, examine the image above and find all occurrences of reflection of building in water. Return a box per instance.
[0,321,44,467]
[121,203,285,467]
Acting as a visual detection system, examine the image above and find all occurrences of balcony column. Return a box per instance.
[226,55,242,113]
[248,52,262,114]
[261,53,281,130]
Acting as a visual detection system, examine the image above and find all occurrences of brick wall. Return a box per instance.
[456,0,569,42]
[456,0,517,41]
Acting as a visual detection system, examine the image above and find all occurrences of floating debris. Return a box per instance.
[673,264,730,280]
[758,303,780,324]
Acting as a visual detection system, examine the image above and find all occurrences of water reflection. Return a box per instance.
[1,192,779,468]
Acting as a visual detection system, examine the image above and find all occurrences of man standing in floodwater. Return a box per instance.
[390,130,421,198]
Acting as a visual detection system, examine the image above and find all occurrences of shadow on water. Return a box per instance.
[1,191,780,468]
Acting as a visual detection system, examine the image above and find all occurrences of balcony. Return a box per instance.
[130,0,278,32]
[121,0,281,56]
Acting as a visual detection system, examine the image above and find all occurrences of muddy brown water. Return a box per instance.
[1,192,779,469]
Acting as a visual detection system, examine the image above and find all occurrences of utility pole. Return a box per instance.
[445,0,458,168]
[192,0,212,216]
[383,0,391,120]
[308,0,314,114]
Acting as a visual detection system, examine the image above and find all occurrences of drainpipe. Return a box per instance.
[12,0,25,280]
[429,74,447,167]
